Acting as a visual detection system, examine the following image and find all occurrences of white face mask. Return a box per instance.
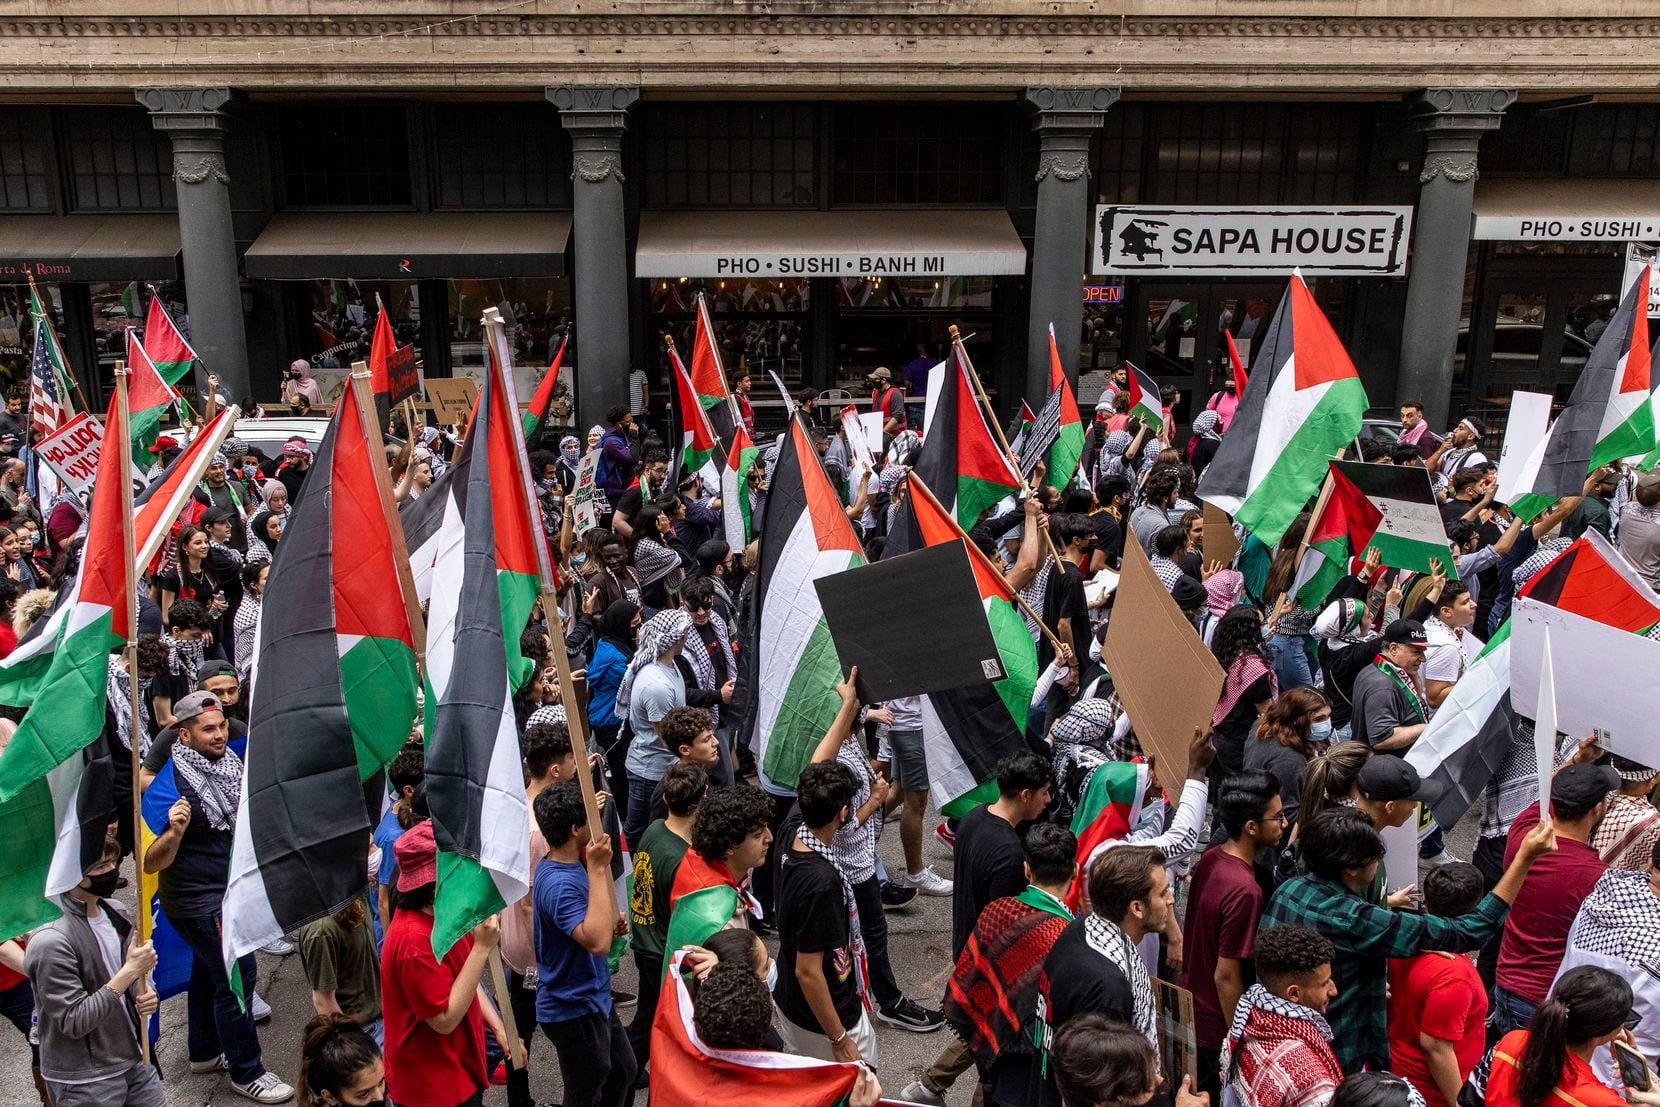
[764,958,778,993]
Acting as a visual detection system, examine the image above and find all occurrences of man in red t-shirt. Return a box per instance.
[381,820,511,1107]
[1493,762,1617,1036]
[1180,770,1284,1104]
[1388,863,1490,1107]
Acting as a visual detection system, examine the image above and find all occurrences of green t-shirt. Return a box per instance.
[298,910,382,1025]
[629,819,690,959]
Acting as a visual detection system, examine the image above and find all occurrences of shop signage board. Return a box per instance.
[1094,205,1413,276]
[1473,215,1660,242]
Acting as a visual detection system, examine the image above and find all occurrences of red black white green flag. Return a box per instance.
[522,333,569,439]
[1066,762,1148,912]
[670,342,720,476]
[1124,361,1164,432]
[142,292,199,387]
[1291,460,1453,610]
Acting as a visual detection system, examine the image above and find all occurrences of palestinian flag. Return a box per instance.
[1535,267,1655,497]
[0,733,114,939]
[886,345,1021,555]
[221,378,420,972]
[1009,401,1037,460]
[752,416,867,790]
[142,292,198,386]
[133,408,238,569]
[399,464,456,604]
[660,847,749,974]
[1225,329,1250,403]
[1519,529,1660,633]
[650,949,870,1105]
[126,328,181,460]
[366,297,396,427]
[670,343,720,477]
[1046,324,1086,489]
[722,421,760,553]
[424,319,552,955]
[1291,460,1453,610]
[691,294,739,444]
[1196,271,1368,549]
[1125,361,1164,433]
[522,333,569,439]
[902,474,1038,816]
[1066,761,1148,911]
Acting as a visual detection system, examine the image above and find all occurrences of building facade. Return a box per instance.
[2,4,1658,434]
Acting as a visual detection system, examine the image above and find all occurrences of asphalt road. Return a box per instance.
[0,796,1483,1107]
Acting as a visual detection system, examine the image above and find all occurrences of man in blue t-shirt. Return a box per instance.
[372,745,425,938]
[532,782,636,1107]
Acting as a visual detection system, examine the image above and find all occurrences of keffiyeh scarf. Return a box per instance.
[632,536,682,588]
[1213,651,1276,727]
[1050,697,1127,820]
[1192,410,1223,441]
[105,656,150,754]
[1221,983,1342,1107]
[163,633,206,684]
[172,744,244,832]
[943,888,1072,1068]
[1096,430,1133,483]
[614,609,691,716]
[1084,914,1157,1054]
[679,610,735,705]
[794,823,871,1009]
[527,703,568,729]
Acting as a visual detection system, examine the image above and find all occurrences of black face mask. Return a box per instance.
[82,870,120,899]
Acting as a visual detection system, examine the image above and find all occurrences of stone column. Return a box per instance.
[135,87,250,404]
[1022,87,1119,411]
[548,86,639,427]
[1397,87,1516,429]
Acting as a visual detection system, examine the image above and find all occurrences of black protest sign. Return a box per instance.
[386,343,420,406]
[1019,385,1065,478]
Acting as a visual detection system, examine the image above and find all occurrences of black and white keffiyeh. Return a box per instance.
[105,655,150,754]
[171,744,243,832]
[1084,914,1157,1055]
[1569,868,1660,967]
[794,823,870,1004]
[163,633,206,684]
[614,609,691,716]
[679,610,735,702]
[632,536,682,588]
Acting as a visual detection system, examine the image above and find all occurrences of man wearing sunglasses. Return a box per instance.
[675,577,736,787]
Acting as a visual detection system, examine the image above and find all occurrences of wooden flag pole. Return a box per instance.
[349,365,427,667]
[1286,464,1339,606]
[948,324,1069,570]
[908,471,1067,658]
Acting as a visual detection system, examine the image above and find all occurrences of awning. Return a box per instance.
[243,212,571,280]
[635,209,1027,278]
[0,213,180,282]
[1471,179,1660,241]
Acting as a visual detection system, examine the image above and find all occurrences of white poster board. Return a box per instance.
[35,413,145,497]
[859,412,885,457]
[840,407,875,475]
[570,448,601,536]
[1495,391,1554,506]
[921,360,946,438]
[1511,598,1660,767]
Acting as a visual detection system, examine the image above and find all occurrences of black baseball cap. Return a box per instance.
[1357,755,1445,805]
[1550,762,1620,811]
[1381,619,1429,648]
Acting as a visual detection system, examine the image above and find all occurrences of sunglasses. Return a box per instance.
[685,600,712,612]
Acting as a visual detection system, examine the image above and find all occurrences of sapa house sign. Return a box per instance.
[1094,206,1413,276]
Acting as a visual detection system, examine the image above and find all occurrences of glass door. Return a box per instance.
[1133,281,1282,427]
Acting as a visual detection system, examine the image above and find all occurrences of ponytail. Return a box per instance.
[1516,966,1632,1107]
[297,1013,380,1107]
[1299,740,1371,826]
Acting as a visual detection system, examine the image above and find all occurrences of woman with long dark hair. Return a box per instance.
[296,1014,383,1107]
[1210,605,1278,781]
[1246,686,1332,828]
[631,502,685,611]
[1486,965,1632,1107]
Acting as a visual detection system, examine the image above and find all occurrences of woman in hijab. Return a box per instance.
[1096,429,1134,484]
[556,435,583,493]
[1048,696,1133,823]
[588,597,641,815]
[283,359,322,407]
[246,509,283,563]
[1188,409,1224,476]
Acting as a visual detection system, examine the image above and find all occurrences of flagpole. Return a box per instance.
[113,361,151,1065]
[662,334,684,487]
[908,471,1068,658]
[947,324,1069,571]
[349,364,427,666]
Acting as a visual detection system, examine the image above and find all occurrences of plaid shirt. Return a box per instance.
[1262,874,1509,1073]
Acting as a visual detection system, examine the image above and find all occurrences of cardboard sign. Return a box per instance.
[1200,500,1240,568]
[1101,536,1226,803]
[425,377,478,425]
[385,343,420,407]
[841,406,876,476]
[570,448,602,537]
[1153,980,1198,1095]
[1511,598,1660,768]
[35,413,144,497]
[814,540,1003,702]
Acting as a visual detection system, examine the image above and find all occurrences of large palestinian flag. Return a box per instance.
[0,386,133,937]
[1291,459,1453,610]
[1520,529,1660,633]
[721,421,760,553]
[1045,324,1086,488]
[1534,267,1655,498]
[1124,361,1164,433]
[134,407,239,568]
[142,293,198,386]
[650,949,871,1105]
[886,345,1022,555]
[221,378,421,972]
[670,342,720,477]
[691,293,739,443]
[1066,761,1148,911]
[752,416,867,791]
[902,474,1038,816]
[424,319,551,956]
[1196,271,1368,549]
[399,464,456,604]
[126,327,182,459]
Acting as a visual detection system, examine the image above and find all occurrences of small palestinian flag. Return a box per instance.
[1291,460,1454,610]
[522,333,569,439]
[651,949,869,1105]
[904,474,1038,816]
[1046,324,1086,488]
[691,294,738,444]
[670,342,720,476]
[221,378,420,974]
[1125,361,1164,433]
[1535,266,1655,497]
[126,328,181,459]
[721,421,760,553]
[751,416,866,790]
[660,848,749,973]
[142,292,198,386]
[1009,401,1037,460]
[1066,762,1148,911]
[367,297,396,426]
[1197,271,1368,549]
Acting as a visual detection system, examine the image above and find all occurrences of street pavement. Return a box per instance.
[0,793,1482,1106]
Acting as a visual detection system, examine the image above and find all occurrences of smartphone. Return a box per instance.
[1614,1041,1651,1093]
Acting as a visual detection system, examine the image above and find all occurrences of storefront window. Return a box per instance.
[0,108,51,212]
[86,280,186,390]
[60,106,175,213]
[639,104,817,209]
[297,279,418,405]
[649,277,808,393]
[831,104,1005,205]
[278,104,413,208]
[1078,283,1127,406]
[0,283,62,391]
[431,105,571,210]
[447,277,572,398]
[835,277,992,312]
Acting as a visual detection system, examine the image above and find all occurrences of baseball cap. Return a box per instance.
[148,435,178,454]
[199,505,235,526]
[1551,762,1620,811]
[394,820,438,892]
[867,367,892,381]
[1357,756,1446,805]
[1381,619,1429,648]
[172,691,223,724]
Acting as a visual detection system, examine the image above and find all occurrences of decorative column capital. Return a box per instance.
[1022,86,1120,133]
[547,86,640,185]
[135,87,239,136]
[1410,88,1516,183]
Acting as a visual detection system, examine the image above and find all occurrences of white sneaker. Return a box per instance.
[258,938,295,956]
[1422,849,1461,867]
[250,992,273,1022]
[188,1055,227,1074]
[906,865,954,897]
[900,1080,945,1106]
[231,1072,294,1104]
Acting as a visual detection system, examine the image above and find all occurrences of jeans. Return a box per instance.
[628,950,663,1075]
[1266,632,1314,691]
[542,1009,637,1107]
[851,875,901,1009]
[169,911,265,1085]
[623,773,658,848]
[1490,985,1539,1041]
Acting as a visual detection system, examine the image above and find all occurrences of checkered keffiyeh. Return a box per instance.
[1221,984,1343,1107]
[1149,554,1185,592]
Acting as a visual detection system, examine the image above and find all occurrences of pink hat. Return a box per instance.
[1204,569,1244,619]
[393,820,438,892]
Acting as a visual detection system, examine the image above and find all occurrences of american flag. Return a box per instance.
[27,312,68,445]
